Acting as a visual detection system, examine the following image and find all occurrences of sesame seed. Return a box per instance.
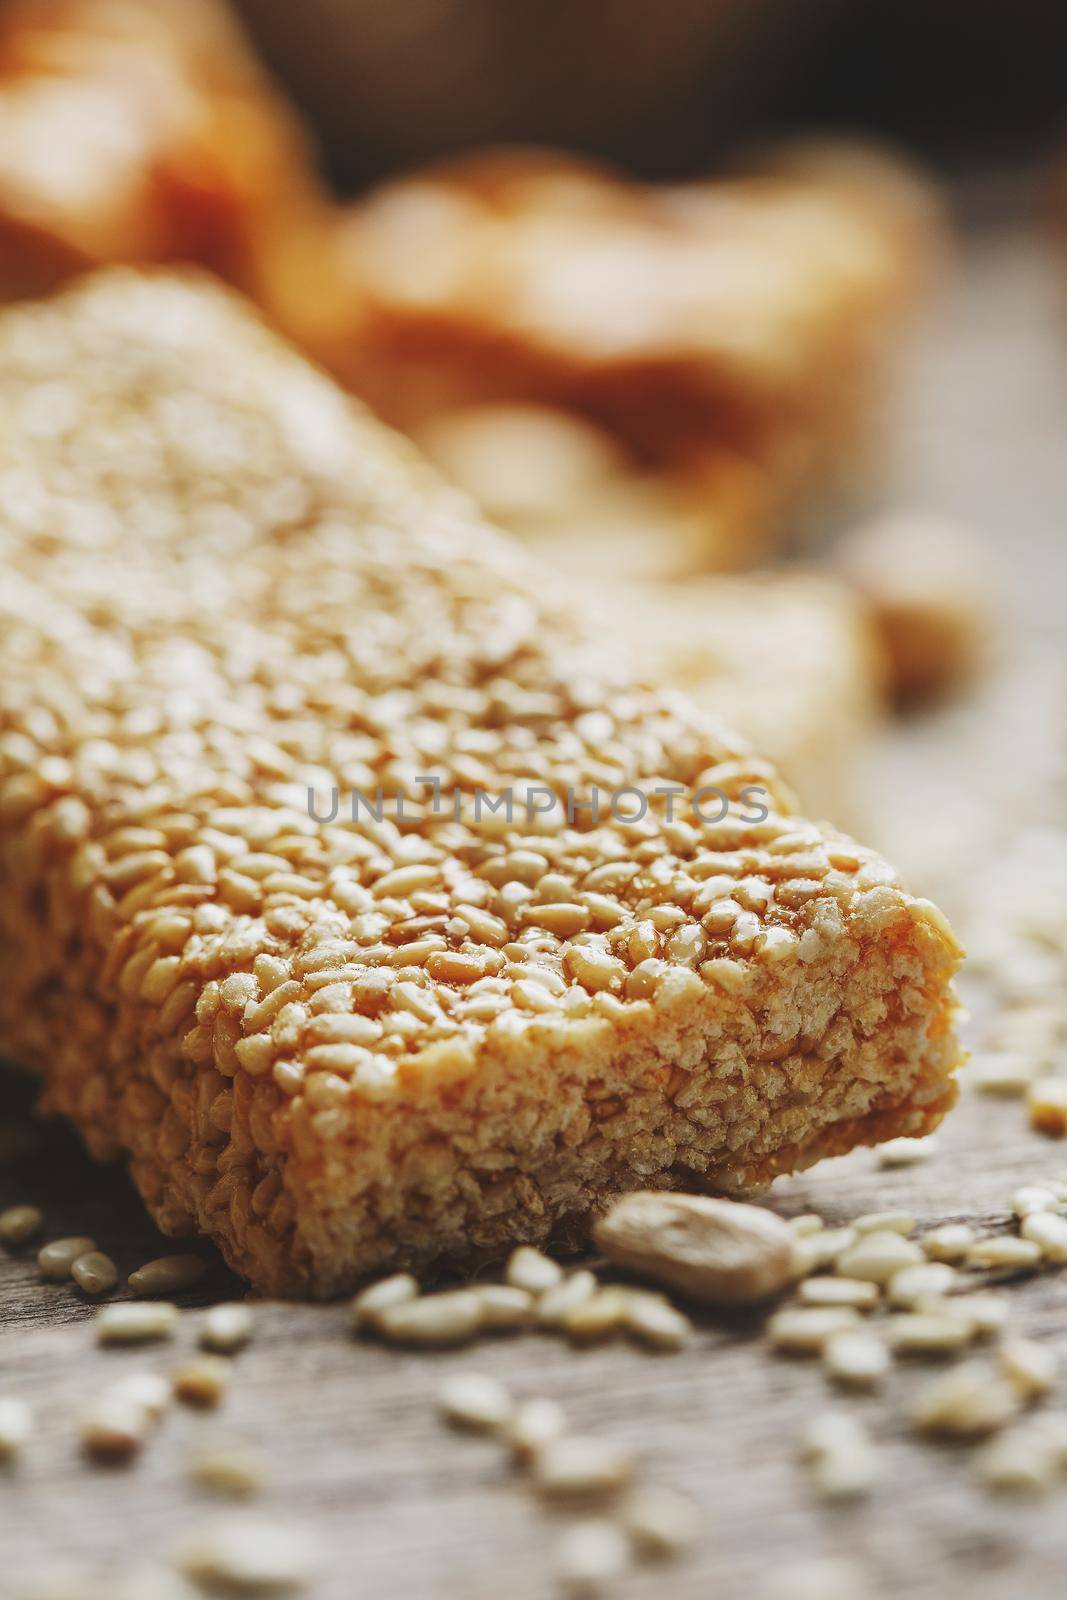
[437,1372,514,1432]
[562,1289,630,1345]
[37,1237,98,1280]
[620,1292,694,1352]
[81,1397,153,1463]
[766,1307,861,1353]
[1029,1078,1067,1136]
[822,1329,891,1388]
[999,1338,1059,1400]
[174,1356,231,1408]
[853,1210,916,1236]
[887,1262,958,1308]
[200,1303,255,1354]
[535,1271,599,1329]
[350,1273,419,1331]
[951,1293,1011,1339]
[190,1443,268,1498]
[621,1485,700,1559]
[975,1424,1061,1495]
[799,1411,878,1500]
[555,1519,629,1597]
[475,1284,535,1331]
[0,1204,44,1246]
[96,1302,180,1345]
[177,1518,317,1593]
[886,1311,973,1356]
[533,1436,634,1501]
[374,1290,485,1346]
[967,1236,1043,1272]
[804,1227,858,1270]
[788,1214,824,1237]
[877,1136,939,1168]
[971,1054,1039,1097]
[797,1277,879,1311]
[909,1361,1022,1436]
[1020,1210,1067,1263]
[127,1254,206,1297]
[0,1396,32,1460]
[921,1223,976,1262]
[835,1230,923,1285]
[71,1251,119,1296]
[505,1245,563,1295]
[1011,1185,1060,1218]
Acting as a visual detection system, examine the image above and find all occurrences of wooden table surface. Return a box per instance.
[3,191,1067,1600]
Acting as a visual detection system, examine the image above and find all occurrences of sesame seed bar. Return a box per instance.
[299,145,940,570]
[0,271,963,1297]
[595,573,884,827]
[0,0,320,299]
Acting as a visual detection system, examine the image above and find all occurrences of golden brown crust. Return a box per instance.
[0,271,963,1297]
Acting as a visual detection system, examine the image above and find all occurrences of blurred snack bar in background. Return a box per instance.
[0,0,946,589]
[597,572,884,823]
[0,0,325,298]
[300,144,944,571]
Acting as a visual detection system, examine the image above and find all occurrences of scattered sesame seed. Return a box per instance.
[0,1204,44,1246]
[766,1307,861,1354]
[877,1136,939,1168]
[886,1310,974,1356]
[37,1237,97,1280]
[375,1290,484,1347]
[805,1227,858,1270]
[96,1302,180,1345]
[190,1444,268,1498]
[999,1338,1059,1400]
[475,1284,535,1331]
[174,1356,231,1409]
[835,1230,923,1285]
[909,1360,1022,1436]
[967,1236,1043,1272]
[1020,1210,1067,1263]
[536,1271,599,1329]
[71,1251,119,1296]
[127,1254,207,1297]
[887,1262,958,1308]
[81,1398,153,1463]
[506,1397,567,1463]
[562,1289,630,1345]
[951,1293,1012,1339]
[200,1303,255,1354]
[1011,1185,1060,1218]
[506,1246,563,1295]
[555,1519,629,1598]
[788,1214,824,1238]
[1028,1078,1067,1136]
[971,1054,1039,1097]
[437,1372,514,1432]
[177,1518,317,1593]
[621,1485,700,1559]
[853,1210,916,1236]
[797,1277,879,1311]
[799,1411,878,1500]
[351,1273,419,1332]
[533,1436,634,1501]
[921,1223,976,1263]
[0,1396,32,1460]
[975,1424,1061,1495]
[823,1328,891,1388]
[620,1292,693,1352]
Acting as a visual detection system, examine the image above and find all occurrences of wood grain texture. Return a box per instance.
[3,206,1067,1600]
